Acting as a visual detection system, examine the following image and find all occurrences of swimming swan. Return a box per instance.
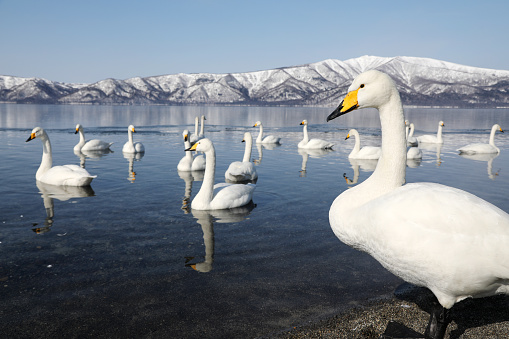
[457,124,504,154]
[122,125,145,153]
[74,124,113,152]
[26,127,96,186]
[253,121,281,144]
[225,132,258,182]
[416,121,445,144]
[345,129,381,159]
[298,120,333,149]
[326,70,509,339]
[177,129,206,171]
[186,138,256,210]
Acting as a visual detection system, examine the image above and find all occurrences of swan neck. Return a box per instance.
[242,137,252,162]
[195,119,199,135]
[372,94,407,190]
[257,125,264,142]
[437,124,443,142]
[489,125,497,146]
[184,139,193,160]
[302,124,309,143]
[195,146,216,205]
[128,129,134,145]
[200,117,205,135]
[79,129,85,144]
[37,132,53,179]
[352,130,361,153]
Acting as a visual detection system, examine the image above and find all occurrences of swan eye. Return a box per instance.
[360,84,365,89]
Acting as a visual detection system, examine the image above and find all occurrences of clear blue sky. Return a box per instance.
[1,0,508,84]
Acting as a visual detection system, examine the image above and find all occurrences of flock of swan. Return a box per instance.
[25,70,508,339]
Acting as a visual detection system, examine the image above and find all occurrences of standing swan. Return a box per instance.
[74,124,113,152]
[457,124,504,154]
[225,132,258,182]
[326,70,509,339]
[416,121,445,144]
[122,125,145,153]
[26,127,96,186]
[298,120,333,149]
[253,121,281,144]
[177,130,206,171]
[186,138,256,210]
[345,129,381,159]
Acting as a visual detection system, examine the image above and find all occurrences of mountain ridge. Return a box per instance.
[1,55,509,107]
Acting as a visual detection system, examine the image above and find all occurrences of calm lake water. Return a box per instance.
[1,104,509,338]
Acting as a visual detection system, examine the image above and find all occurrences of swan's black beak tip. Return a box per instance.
[327,101,345,122]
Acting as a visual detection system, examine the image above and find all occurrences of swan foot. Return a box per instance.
[423,306,450,339]
[379,321,424,338]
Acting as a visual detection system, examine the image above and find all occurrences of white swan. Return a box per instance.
[406,121,418,146]
[457,124,504,154]
[74,124,113,152]
[326,70,509,339]
[298,120,334,149]
[225,132,258,182]
[177,130,206,171]
[186,138,256,210]
[345,129,381,159]
[416,120,445,144]
[26,127,96,186]
[122,125,145,153]
[253,121,281,144]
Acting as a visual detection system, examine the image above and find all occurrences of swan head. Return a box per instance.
[300,120,308,126]
[201,115,206,120]
[75,124,83,134]
[242,132,252,143]
[26,126,45,142]
[182,129,190,141]
[186,138,213,152]
[128,125,136,133]
[439,121,445,127]
[495,124,504,133]
[345,129,357,140]
[327,70,399,122]
[253,121,262,127]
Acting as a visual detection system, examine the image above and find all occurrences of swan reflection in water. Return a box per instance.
[459,152,501,180]
[418,142,443,166]
[298,148,333,177]
[178,170,205,213]
[33,181,95,233]
[74,149,114,168]
[185,203,256,273]
[253,142,281,165]
[123,152,144,182]
[343,158,378,185]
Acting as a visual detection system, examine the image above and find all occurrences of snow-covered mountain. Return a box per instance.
[1,56,509,107]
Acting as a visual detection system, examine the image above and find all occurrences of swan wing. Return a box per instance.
[300,138,334,149]
[458,143,498,154]
[352,146,381,159]
[40,165,96,186]
[210,183,256,209]
[262,135,281,144]
[225,161,258,181]
[191,154,206,171]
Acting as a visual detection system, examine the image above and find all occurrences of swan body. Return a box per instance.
[74,124,113,152]
[406,122,418,146]
[253,121,281,144]
[298,120,333,149]
[457,124,504,154]
[26,127,96,186]
[225,132,258,182]
[345,129,381,159]
[122,125,145,153]
[177,130,206,171]
[327,70,509,338]
[416,121,445,144]
[187,138,255,210]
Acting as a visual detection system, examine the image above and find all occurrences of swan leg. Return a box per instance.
[423,305,451,339]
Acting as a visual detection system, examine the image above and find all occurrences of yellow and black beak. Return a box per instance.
[253,123,258,127]
[185,142,198,152]
[500,127,504,133]
[184,134,189,142]
[132,127,136,133]
[327,88,360,122]
[345,133,351,140]
[75,128,79,134]
[26,133,36,142]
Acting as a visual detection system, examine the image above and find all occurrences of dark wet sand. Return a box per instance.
[270,284,509,339]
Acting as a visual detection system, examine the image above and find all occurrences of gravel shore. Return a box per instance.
[270,284,509,339]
